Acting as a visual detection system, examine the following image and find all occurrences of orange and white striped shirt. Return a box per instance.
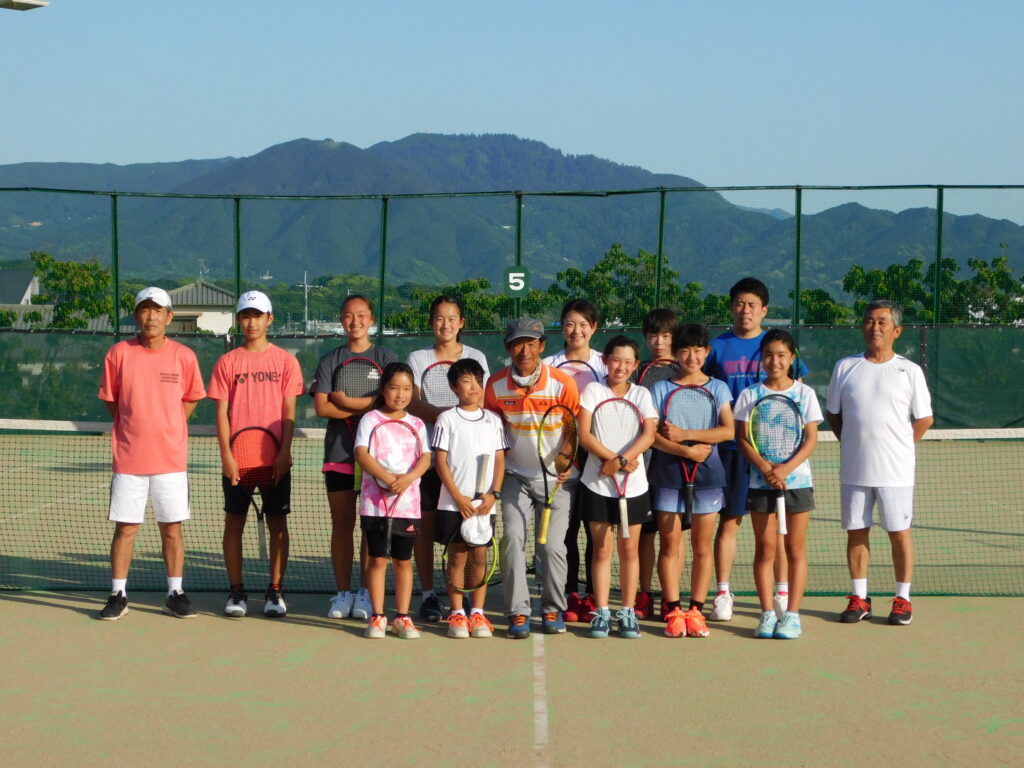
[484,364,579,478]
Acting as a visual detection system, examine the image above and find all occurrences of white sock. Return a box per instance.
[776,582,789,595]
[895,582,912,600]
[717,582,730,594]
[450,608,466,616]
[337,590,350,598]
[421,590,434,599]
[167,576,183,595]
[852,578,868,599]
[112,578,127,597]
[470,607,484,616]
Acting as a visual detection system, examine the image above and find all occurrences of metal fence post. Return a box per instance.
[514,191,523,318]
[376,196,389,337]
[794,185,802,326]
[655,189,666,310]
[234,197,242,298]
[110,194,120,334]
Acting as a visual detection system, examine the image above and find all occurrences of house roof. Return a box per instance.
[0,270,35,304]
[168,279,235,309]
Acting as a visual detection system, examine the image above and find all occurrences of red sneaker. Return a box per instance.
[578,593,597,622]
[634,591,654,620]
[664,607,686,638]
[563,592,581,623]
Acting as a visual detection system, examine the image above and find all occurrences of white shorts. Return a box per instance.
[652,487,725,517]
[840,485,914,532]
[109,472,191,524]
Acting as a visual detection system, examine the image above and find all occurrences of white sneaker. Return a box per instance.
[225,588,247,617]
[447,613,470,639]
[709,591,734,621]
[391,615,421,639]
[773,592,789,620]
[364,615,387,639]
[351,588,372,620]
[264,589,287,618]
[328,591,354,619]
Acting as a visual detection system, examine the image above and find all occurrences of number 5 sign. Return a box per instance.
[503,266,530,297]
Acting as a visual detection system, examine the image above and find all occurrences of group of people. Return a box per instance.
[96,276,933,642]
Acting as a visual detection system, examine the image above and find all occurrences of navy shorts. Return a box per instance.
[222,472,291,517]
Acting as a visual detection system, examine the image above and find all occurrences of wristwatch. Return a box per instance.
[487,489,503,500]
[617,455,628,469]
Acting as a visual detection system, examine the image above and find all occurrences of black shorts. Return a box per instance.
[324,470,355,493]
[222,473,291,517]
[419,467,442,511]
[434,508,496,546]
[640,489,658,534]
[360,516,419,560]
[579,485,652,527]
[746,487,816,515]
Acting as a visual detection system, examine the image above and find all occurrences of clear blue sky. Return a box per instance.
[3,1,1023,190]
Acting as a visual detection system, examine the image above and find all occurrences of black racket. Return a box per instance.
[748,394,803,535]
[229,426,279,560]
[537,404,578,546]
[637,358,681,390]
[662,385,718,527]
[332,356,383,438]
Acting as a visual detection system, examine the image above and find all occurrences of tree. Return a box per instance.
[30,251,116,329]
[795,288,854,325]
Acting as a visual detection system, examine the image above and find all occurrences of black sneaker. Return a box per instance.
[99,591,128,621]
[418,594,445,622]
[264,587,287,618]
[163,590,198,619]
[224,587,248,617]
[839,595,872,623]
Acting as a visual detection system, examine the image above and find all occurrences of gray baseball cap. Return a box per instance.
[504,316,545,343]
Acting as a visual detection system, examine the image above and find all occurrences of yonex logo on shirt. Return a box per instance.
[233,371,282,384]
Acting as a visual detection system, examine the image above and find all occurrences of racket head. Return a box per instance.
[229,427,279,488]
[556,359,601,391]
[663,384,718,433]
[637,359,681,390]
[332,356,383,399]
[367,418,423,499]
[748,393,803,464]
[537,404,578,478]
[591,398,644,456]
[442,531,497,593]
[420,360,458,409]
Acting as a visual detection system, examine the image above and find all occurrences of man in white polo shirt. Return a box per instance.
[826,300,933,626]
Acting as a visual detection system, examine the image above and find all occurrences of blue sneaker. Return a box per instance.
[588,607,611,638]
[774,612,802,639]
[754,610,778,638]
[616,607,642,639]
[541,610,566,634]
[507,613,531,639]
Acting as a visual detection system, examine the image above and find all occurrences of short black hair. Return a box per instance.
[642,308,678,336]
[602,334,640,359]
[447,358,485,387]
[729,277,769,307]
[673,323,710,351]
[373,361,414,408]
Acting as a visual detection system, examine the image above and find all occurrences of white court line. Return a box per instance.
[533,633,549,768]
[1,482,109,523]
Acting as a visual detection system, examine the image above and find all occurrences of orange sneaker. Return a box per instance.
[664,607,686,638]
[391,615,421,639]
[446,613,470,638]
[469,612,494,638]
[364,614,387,639]
[683,608,710,638]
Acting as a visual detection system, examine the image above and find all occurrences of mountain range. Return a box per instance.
[1,134,1021,301]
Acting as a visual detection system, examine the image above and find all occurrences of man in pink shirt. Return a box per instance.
[97,287,206,620]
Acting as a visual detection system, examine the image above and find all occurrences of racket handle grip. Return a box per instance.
[619,497,630,539]
[776,493,788,535]
[537,506,552,546]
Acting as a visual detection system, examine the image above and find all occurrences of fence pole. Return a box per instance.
[933,186,944,323]
[110,194,120,334]
[655,189,666,311]
[234,197,242,298]
[514,191,523,318]
[376,196,389,338]
[794,185,803,326]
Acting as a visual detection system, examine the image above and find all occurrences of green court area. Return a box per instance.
[2,422,1022,596]
[0,591,1021,768]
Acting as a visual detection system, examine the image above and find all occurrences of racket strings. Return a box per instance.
[231,429,278,486]
[421,365,458,408]
[539,420,577,475]
[665,388,717,432]
[332,360,380,399]
[751,403,802,463]
[592,401,642,454]
[445,541,491,592]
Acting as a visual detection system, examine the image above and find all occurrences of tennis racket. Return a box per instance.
[367,418,423,556]
[420,360,458,409]
[332,356,383,437]
[442,454,498,593]
[637,358,681,390]
[230,426,279,560]
[591,398,644,539]
[662,385,718,527]
[747,393,803,535]
[537,404,578,546]
[556,359,602,392]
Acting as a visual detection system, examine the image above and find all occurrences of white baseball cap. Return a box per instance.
[237,290,273,314]
[134,286,173,309]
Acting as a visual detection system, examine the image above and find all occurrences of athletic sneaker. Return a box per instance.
[542,611,566,634]
[264,588,287,618]
[663,607,686,638]
[99,591,128,621]
[447,613,470,639]
[683,608,710,638]
[773,592,789,619]
[224,587,248,617]
[839,595,873,623]
[419,594,445,622]
[587,607,611,638]
[616,607,642,639]
[634,591,654,620]
[469,612,494,638]
[328,591,353,619]
[163,590,198,619]
[351,588,372,620]
[774,612,802,639]
[391,615,421,639]
[888,597,913,626]
[659,596,669,622]
[364,614,387,639]
[578,594,597,622]
[755,610,779,638]
[563,592,582,623]
[709,591,734,621]
[507,613,531,639]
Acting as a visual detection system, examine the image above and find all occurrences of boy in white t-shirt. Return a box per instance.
[826,300,933,626]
